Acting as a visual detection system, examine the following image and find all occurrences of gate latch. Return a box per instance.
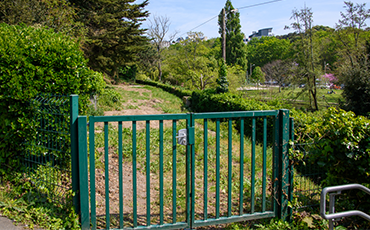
[176,129,187,145]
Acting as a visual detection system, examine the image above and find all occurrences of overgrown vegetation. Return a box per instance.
[0,173,79,229]
[0,23,105,171]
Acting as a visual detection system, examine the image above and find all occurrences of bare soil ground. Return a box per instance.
[92,84,180,228]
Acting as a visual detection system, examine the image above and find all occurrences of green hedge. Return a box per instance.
[138,80,370,188]
[136,79,192,98]
[294,107,370,186]
[0,24,105,171]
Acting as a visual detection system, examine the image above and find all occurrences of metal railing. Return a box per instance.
[320,184,370,230]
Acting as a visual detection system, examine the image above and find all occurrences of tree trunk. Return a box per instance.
[158,61,162,81]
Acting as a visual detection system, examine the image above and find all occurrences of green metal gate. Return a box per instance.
[72,98,293,229]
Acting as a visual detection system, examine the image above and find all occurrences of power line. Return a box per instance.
[238,0,283,10]
[178,0,283,38]
[179,15,218,37]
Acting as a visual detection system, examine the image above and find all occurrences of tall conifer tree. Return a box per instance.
[71,0,149,81]
[218,0,247,70]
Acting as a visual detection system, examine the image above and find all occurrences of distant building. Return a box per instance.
[246,28,273,42]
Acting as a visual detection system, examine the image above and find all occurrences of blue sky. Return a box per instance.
[141,0,370,39]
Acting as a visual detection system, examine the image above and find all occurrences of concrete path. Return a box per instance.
[0,216,25,229]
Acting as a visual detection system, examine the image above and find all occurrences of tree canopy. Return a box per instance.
[218,0,247,70]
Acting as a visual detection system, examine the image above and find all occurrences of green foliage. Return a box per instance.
[218,0,247,70]
[246,36,292,71]
[286,5,320,111]
[295,107,370,186]
[98,88,124,111]
[136,79,192,98]
[251,66,266,84]
[75,0,149,80]
[0,173,79,229]
[162,33,218,90]
[0,0,85,37]
[340,41,370,116]
[0,23,105,171]
[216,60,229,93]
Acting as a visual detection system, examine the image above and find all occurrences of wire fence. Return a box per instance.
[292,143,326,212]
[23,94,72,205]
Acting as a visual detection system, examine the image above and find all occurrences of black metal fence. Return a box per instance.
[292,143,326,212]
[23,94,72,205]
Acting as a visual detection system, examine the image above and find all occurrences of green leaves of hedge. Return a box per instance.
[295,107,370,186]
[0,23,105,170]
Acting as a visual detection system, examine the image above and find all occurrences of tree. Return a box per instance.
[340,52,370,116]
[147,15,177,81]
[286,5,320,111]
[335,1,370,67]
[250,66,265,84]
[246,36,292,74]
[262,60,295,92]
[0,0,84,37]
[71,0,150,82]
[137,43,160,79]
[218,0,247,70]
[162,32,218,90]
[216,60,229,93]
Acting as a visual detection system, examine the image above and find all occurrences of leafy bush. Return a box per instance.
[0,23,105,171]
[340,58,370,116]
[98,88,123,111]
[295,107,370,186]
[216,60,229,93]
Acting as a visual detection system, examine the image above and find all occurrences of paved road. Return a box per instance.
[0,216,25,230]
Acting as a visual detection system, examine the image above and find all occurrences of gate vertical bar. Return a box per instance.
[119,121,124,228]
[228,118,232,217]
[146,121,151,226]
[132,121,138,227]
[273,111,279,218]
[104,122,110,229]
[70,95,80,214]
[78,116,90,230]
[251,118,256,214]
[89,117,97,230]
[276,109,291,220]
[189,114,195,228]
[216,119,220,219]
[172,120,177,223]
[239,118,244,216]
[288,117,294,221]
[262,117,267,212]
[203,119,208,220]
[159,120,164,225]
[185,114,191,227]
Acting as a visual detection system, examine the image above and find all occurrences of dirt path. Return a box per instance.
[96,84,173,130]
[92,84,179,228]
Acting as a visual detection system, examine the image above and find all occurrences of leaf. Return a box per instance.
[302,216,314,228]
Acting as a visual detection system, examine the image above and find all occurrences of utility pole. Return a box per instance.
[222,8,226,62]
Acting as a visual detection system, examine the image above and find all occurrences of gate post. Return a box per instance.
[70,95,80,214]
[77,116,90,229]
[274,109,292,220]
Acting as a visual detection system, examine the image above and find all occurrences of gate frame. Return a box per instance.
[70,94,293,229]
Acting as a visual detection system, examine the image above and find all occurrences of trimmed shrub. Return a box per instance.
[136,79,192,98]
[0,23,105,171]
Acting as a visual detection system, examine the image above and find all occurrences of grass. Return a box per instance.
[0,82,329,229]
[0,173,79,229]
[242,86,343,110]
[91,117,275,228]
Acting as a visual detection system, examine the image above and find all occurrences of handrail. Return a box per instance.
[320,184,370,230]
